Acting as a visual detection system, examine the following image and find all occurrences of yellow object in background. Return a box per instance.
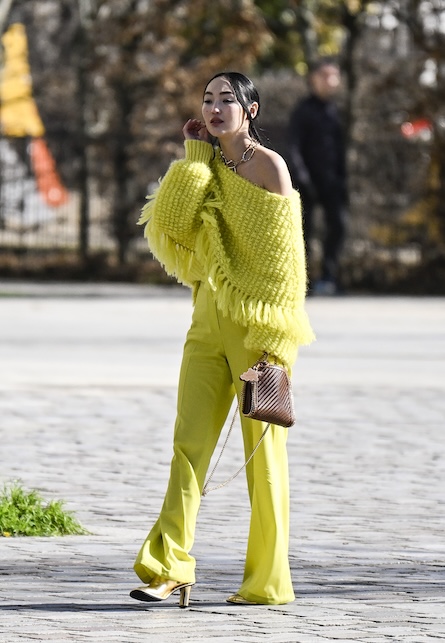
[0,22,45,137]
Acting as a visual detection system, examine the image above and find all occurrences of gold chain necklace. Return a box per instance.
[220,141,258,173]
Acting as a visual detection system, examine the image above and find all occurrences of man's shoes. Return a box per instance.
[312,279,338,296]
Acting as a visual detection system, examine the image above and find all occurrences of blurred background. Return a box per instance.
[0,0,444,293]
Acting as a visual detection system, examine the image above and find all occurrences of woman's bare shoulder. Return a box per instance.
[255,146,293,197]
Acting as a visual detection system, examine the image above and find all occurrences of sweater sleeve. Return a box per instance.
[138,140,214,284]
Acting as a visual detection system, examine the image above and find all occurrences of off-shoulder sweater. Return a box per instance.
[138,139,315,368]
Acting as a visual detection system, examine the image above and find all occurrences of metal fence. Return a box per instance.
[0,130,439,293]
[0,135,118,254]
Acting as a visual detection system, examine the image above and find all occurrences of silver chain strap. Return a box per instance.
[201,398,271,496]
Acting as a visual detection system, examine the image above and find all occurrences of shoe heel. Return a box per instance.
[179,585,192,608]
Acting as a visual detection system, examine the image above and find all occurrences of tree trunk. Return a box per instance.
[76,8,91,261]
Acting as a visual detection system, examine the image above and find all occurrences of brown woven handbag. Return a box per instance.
[240,355,295,428]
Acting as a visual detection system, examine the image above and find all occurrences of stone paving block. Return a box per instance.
[362,639,432,643]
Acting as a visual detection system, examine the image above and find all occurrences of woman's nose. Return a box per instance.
[211,103,220,113]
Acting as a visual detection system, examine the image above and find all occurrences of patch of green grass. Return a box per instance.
[0,482,89,537]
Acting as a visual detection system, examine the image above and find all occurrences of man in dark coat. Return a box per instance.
[288,58,347,295]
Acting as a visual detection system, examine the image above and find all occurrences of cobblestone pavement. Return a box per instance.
[0,284,444,642]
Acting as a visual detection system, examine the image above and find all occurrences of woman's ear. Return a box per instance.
[249,102,259,119]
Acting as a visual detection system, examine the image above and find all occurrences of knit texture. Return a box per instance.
[139,139,315,368]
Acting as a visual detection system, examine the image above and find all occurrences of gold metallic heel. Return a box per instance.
[226,593,261,605]
[130,576,194,608]
[179,584,192,608]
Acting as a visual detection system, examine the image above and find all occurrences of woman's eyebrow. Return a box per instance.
[203,90,234,97]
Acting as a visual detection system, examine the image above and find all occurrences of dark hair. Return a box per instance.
[308,56,339,75]
[204,71,263,143]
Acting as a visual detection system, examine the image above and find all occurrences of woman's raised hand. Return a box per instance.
[183,119,210,142]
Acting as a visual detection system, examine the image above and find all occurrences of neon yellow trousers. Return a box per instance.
[134,284,295,604]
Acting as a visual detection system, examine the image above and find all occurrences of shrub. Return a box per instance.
[0,482,89,537]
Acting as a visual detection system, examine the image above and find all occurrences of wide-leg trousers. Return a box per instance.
[134,283,295,604]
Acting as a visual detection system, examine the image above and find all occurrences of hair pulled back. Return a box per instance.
[204,72,263,143]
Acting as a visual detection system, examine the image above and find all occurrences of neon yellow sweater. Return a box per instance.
[139,139,315,368]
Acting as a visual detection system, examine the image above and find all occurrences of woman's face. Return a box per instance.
[202,76,252,138]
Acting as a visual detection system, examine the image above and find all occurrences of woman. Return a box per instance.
[130,72,315,607]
